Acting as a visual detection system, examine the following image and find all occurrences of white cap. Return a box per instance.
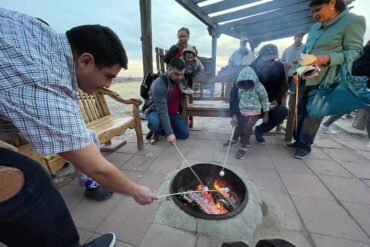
[240,36,248,43]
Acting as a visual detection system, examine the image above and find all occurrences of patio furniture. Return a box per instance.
[16,88,144,176]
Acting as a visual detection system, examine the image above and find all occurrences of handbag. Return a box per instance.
[306,67,370,118]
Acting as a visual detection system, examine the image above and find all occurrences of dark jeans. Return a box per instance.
[255,105,288,135]
[147,112,189,139]
[237,115,259,147]
[293,86,323,151]
[0,148,79,247]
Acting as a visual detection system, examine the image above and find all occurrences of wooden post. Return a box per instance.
[139,0,153,77]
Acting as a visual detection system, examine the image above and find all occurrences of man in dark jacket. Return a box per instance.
[146,57,191,145]
[228,44,288,144]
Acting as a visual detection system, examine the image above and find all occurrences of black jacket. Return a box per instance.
[352,44,370,88]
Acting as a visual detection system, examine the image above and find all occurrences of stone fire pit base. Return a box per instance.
[153,160,263,243]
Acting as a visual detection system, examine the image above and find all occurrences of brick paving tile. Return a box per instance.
[271,157,313,174]
[96,198,159,246]
[101,152,133,168]
[279,173,334,200]
[120,154,154,172]
[312,234,370,247]
[322,148,367,163]
[59,184,85,210]
[246,169,288,193]
[341,201,370,236]
[140,224,196,247]
[303,159,352,178]
[292,195,368,242]
[260,191,303,231]
[319,175,370,204]
[336,161,370,179]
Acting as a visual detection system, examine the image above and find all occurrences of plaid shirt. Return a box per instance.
[0,7,93,154]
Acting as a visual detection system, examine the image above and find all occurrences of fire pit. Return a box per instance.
[170,163,248,220]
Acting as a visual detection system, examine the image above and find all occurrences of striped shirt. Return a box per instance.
[0,7,93,154]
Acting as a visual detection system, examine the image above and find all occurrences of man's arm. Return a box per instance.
[0,139,18,152]
[59,144,156,205]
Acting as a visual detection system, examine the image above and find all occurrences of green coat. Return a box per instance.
[303,9,366,86]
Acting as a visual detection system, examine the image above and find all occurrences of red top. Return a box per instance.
[176,48,184,57]
[167,84,180,116]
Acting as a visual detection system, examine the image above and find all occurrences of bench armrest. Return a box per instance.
[98,88,142,106]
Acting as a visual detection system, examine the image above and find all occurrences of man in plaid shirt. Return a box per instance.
[0,7,156,247]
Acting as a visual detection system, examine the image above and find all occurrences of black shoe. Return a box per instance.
[85,185,113,201]
[285,142,299,148]
[146,130,153,140]
[150,133,159,145]
[223,139,238,147]
[294,148,311,159]
[81,232,116,247]
[254,128,265,144]
[235,148,247,160]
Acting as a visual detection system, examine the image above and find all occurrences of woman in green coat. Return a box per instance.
[288,0,366,158]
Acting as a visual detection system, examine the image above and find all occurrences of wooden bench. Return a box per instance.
[155,47,230,128]
[15,88,144,176]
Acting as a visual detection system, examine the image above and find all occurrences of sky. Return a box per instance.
[1,0,369,77]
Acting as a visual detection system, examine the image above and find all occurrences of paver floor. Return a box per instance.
[54,117,370,247]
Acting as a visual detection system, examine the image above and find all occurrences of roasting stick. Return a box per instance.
[173,143,206,188]
[220,126,236,177]
[157,188,230,198]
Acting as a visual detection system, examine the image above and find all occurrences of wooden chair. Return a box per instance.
[14,88,144,176]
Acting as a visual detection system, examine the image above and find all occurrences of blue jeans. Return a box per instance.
[147,112,189,139]
[0,148,79,247]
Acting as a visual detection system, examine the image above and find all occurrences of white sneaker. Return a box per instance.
[320,125,337,135]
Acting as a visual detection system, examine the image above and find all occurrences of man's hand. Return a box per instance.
[166,134,176,146]
[263,113,269,123]
[269,100,278,110]
[185,89,194,95]
[132,184,157,205]
[231,115,238,127]
[0,139,18,152]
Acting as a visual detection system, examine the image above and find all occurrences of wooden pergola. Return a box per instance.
[139,0,356,76]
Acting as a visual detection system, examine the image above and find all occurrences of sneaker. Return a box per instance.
[254,128,265,144]
[285,142,300,148]
[85,185,113,201]
[319,125,337,135]
[81,232,116,247]
[345,113,354,119]
[223,139,238,147]
[235,148,247,160]
[146,130,153,140]
[150,133,159,145]
[140,112,147,120]
[294,148,311,159]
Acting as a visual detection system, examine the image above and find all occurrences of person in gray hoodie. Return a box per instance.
[227,66,270,159]
[145,57,192,145]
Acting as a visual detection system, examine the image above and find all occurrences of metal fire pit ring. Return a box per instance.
[170,163,248,220]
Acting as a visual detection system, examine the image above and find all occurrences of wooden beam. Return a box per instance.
[233,16,313,38]
[211,0,309,23]
[175,0,217,29]
[218,2,311,32]
[201,0,258,15]
[139,0,153,76]
[248,23,313,43]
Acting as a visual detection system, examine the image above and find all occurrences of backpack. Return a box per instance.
[140,73,160,100]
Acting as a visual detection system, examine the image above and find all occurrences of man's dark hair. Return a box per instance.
[309,0,346,12]
[66,25,128,69]
[169,57,185,70]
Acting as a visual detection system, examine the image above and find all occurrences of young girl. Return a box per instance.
[230,66,270,159]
